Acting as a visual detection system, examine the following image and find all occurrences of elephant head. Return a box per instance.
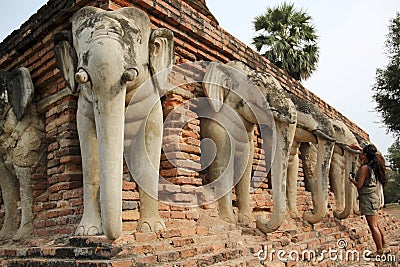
[54,6,174,240]
[329,119,361,219]
[288,95,335,224]
[202,61,297,232]
[0,68,34,121]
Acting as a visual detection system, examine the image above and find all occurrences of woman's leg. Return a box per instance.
[365,215,383,252]
[378,225,386,247]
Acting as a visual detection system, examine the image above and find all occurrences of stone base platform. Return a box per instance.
[1,210,399,267]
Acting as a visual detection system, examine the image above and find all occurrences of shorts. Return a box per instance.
[359,194,380,216]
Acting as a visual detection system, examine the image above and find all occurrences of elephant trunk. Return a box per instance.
[334,150,355,219]
[303,136,334,224]
[330,151,345,213]
[256,122,294,234]
[94,86,126,239]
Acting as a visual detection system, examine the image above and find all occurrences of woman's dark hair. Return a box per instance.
[363,143,387,186]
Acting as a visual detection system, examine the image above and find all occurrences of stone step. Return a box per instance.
[0,246,121,260]
[159,247,246,267]
[152,235,264,265]
[2,211,399,267]
[3,258,138,267]
[290,231,320,244]
[209,254,262,266]
[0,227,267,266]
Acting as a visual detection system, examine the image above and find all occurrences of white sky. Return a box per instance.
[1,0,399,154]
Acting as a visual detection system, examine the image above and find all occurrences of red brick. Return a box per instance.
[196,226,208,235]
[48,181,82,193]
[46,210,59,218]
[172,193,196,203]
[179,227,196,237]
[34,220,46,228]
[122,221,137,232]
[157,251,180,262]
[122,191,140,201]
[170,211,186,219]
[134,232,157,242]
[62,188,83,199]
[110,261,135,267]
[122,181,137,190]
[48,142,59,152]
[180,248,197,259]
[59,139,79,148]
[58,208,74,217]
[134,255,157,265]
[60,156,81,164]
[122,210,140,221]
[70,198,83,207]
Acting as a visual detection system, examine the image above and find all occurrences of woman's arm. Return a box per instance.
[349,165,369,190]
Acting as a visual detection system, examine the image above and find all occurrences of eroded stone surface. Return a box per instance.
[54,6,174,240]
[0,67,45,243]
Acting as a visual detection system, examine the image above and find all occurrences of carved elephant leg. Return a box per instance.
[201,118,235,224]
[287,140,300,219]
[12,166,34,241]
[136,101,165,232]
[215,163,235,225]
[75,96,102,236]
[234,132,254,226]
[0,157,19,241]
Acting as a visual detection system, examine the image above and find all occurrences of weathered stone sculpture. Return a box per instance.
[286,96,335,224]
[328,119,361,219]
[299,119,362,220]
[0,67,45,242]
[203,61,335,230]
[201,61,297,231]
[54,6,174,240]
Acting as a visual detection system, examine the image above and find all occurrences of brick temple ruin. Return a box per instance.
[0,0,399,266]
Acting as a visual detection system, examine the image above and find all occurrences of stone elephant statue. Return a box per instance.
[286,96,335,224]
[201,61,297,232]
[54,6,174,240]
[0,67,45,242]
[329,119,361,219]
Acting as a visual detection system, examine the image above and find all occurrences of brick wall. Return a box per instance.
[0,0,371,240]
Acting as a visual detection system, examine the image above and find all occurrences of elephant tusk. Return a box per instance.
[312,129,335,142]
[344,146,362,154]
[75,69,89,84]
[122,68,138,82]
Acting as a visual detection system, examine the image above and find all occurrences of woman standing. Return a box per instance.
[349,143,388,255]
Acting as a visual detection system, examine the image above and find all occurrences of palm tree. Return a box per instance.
[252,2,319,81]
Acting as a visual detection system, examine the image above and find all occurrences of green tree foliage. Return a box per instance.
[384,140,400,203]
[252,2,319,81]
[373,12,400,137]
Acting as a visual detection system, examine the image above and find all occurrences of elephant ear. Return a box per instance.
[149,28,174,93]
[54,30,78,93]
[202,62,231,112]
[0,67,34,120]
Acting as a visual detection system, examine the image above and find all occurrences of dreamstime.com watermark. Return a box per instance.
[256,239,398,264]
